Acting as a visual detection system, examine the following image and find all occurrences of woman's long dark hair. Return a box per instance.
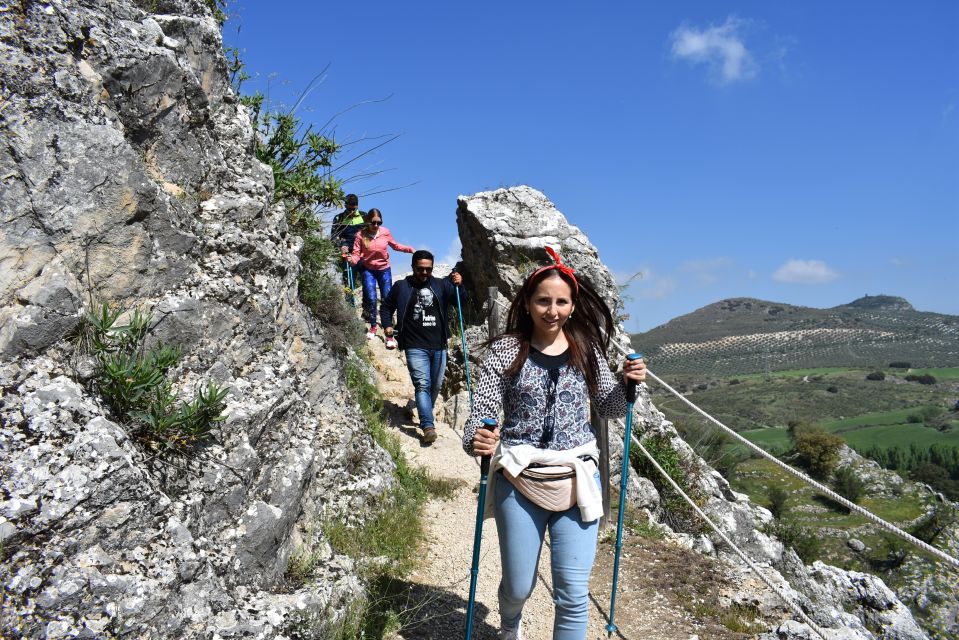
[498,266,614,395]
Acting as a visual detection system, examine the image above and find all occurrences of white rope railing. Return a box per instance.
[613,416,829,639]
[606,335,959,570]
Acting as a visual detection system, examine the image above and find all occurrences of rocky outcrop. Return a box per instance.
[456,185,624,337]
[450,186,930,640]
[1,1,392,637]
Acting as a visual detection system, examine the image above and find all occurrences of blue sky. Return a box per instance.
[224,1,958,332]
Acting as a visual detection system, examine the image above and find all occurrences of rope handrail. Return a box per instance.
[615,417,829,639]
[603,336,959,571]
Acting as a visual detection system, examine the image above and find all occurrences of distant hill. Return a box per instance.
[630,295,959,375]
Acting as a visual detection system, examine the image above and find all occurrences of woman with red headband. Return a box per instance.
[464,247,646,640]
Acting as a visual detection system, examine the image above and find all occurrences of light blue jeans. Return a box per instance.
[404,347,447,429]
[493,470,600,638]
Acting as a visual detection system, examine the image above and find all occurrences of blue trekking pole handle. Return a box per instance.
[607,352,642,638]
[465,418,497,640]
[451,268,473,406]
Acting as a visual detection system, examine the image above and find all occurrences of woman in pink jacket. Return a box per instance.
[349,208,414,341]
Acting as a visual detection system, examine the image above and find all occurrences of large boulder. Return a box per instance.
[456,185,624,337]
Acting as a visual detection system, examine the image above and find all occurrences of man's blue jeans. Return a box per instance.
[361,267,392,328]
[404,347,447,429]
[493,469,600,638]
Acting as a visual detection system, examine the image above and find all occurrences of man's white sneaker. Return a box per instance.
[499,624,523,640]
[365,327,377,341]
[385,336,397,350]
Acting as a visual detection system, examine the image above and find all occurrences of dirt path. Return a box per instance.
[366,335,754,640]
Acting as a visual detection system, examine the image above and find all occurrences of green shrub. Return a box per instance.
[865,371,886,381]
[766,485,789,519]
[632,434,706,534]
[910,503,958,545]
[765,519,822,563]
[794,428,844,477]
[238,81,373,352]
[81,302,228,453]
[719,603,766,634]
[786,420,816,443]
[299,234,364,352]
[832,466,866,505]
[868,533,909,571]
[889,361,911,369]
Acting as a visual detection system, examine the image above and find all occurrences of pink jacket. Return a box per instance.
[350,226,414,271]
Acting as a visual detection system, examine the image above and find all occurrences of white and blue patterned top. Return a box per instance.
[463,335,630,456]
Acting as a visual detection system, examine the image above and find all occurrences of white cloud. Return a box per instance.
[671,17,758,84]
[680,257,733,285]
[772,259,840,284]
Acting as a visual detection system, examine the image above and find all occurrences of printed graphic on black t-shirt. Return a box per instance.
[402,282,445,349]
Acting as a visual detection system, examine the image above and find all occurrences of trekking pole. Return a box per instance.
[606,353,643,638]
[465,418,496,640]
[344,257,355,308]
[451,268,473,405]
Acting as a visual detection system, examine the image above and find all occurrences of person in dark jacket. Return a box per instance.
[330,193,366,305]
[380,250,465,444]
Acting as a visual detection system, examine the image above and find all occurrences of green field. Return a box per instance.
[824,407,923,429]
[738,405,959,454]
[655,366,958,446]
[840,423,959,450]
[901,367,959,380]
[728,458,930,568]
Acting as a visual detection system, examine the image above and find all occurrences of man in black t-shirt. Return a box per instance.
[380,250,464,444]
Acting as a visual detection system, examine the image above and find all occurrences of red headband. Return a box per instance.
[531,246,579,294]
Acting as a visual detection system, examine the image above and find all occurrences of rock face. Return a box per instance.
[457,186,625,335]
[453,186,930,640]
[1,1,392,637]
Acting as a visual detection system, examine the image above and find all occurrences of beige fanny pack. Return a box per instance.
[503,459,596,512]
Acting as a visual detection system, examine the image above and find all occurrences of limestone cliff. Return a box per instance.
[1,1,392,636]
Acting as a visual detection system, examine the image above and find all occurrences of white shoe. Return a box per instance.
[365,327,377,341]
[385,336,397,350]
[499,624,524,640]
